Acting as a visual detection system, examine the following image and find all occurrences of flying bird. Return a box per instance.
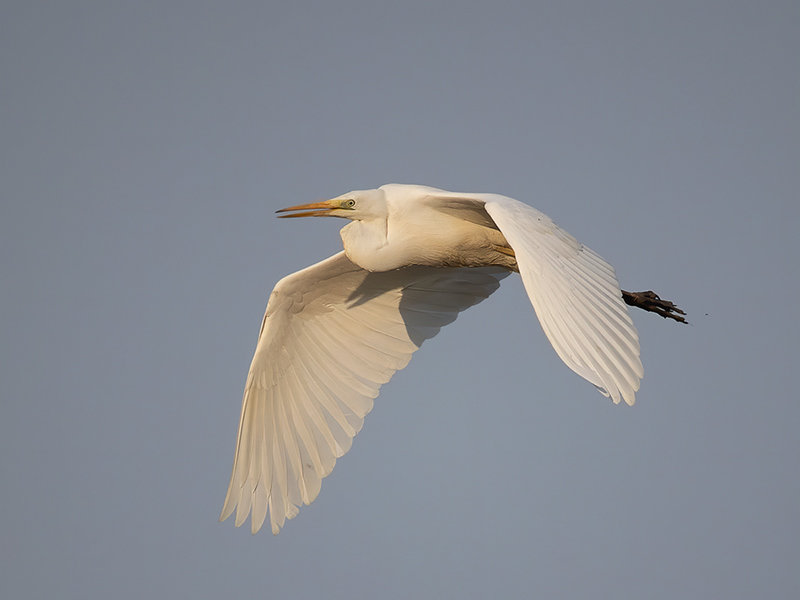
[220,184,685,534]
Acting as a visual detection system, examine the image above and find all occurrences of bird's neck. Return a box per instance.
[340,219,400,272]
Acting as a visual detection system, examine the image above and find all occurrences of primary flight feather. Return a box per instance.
[220,183,685,534]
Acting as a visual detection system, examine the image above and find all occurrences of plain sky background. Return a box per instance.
[1,1,798,598]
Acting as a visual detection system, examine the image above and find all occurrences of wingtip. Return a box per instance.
[219,502,234,523]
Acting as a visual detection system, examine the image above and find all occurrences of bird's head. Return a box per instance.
[277,188,387,221]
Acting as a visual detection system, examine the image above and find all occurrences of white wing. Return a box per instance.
[221,251,508,534]
[483,196,643,405]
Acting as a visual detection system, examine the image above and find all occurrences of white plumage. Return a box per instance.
[221,184,644,534]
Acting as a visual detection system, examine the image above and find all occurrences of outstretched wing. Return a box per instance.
[483,196,643,405]
[220,252,508,534]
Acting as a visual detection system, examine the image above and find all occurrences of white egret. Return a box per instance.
[220,184,685,534]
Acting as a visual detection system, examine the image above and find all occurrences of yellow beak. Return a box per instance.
[276,200,338,218]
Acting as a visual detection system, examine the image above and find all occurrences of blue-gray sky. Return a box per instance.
[1,1,798,598]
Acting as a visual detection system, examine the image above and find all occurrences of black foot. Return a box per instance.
[621,290,687,324]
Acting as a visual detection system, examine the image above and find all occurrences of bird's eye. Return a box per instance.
[344,199,356,208]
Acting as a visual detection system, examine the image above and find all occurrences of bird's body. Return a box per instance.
[221,184,684,534]
[338,185,517,271]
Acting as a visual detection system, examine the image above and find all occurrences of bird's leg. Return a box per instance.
[491,244,519,271]
[492,242,685,323]
[492,244,516,257]
[621,290,687,324]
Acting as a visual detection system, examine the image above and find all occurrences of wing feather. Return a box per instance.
[484,196,643,405]
[220,252,507,533]
[287,363,337,473]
